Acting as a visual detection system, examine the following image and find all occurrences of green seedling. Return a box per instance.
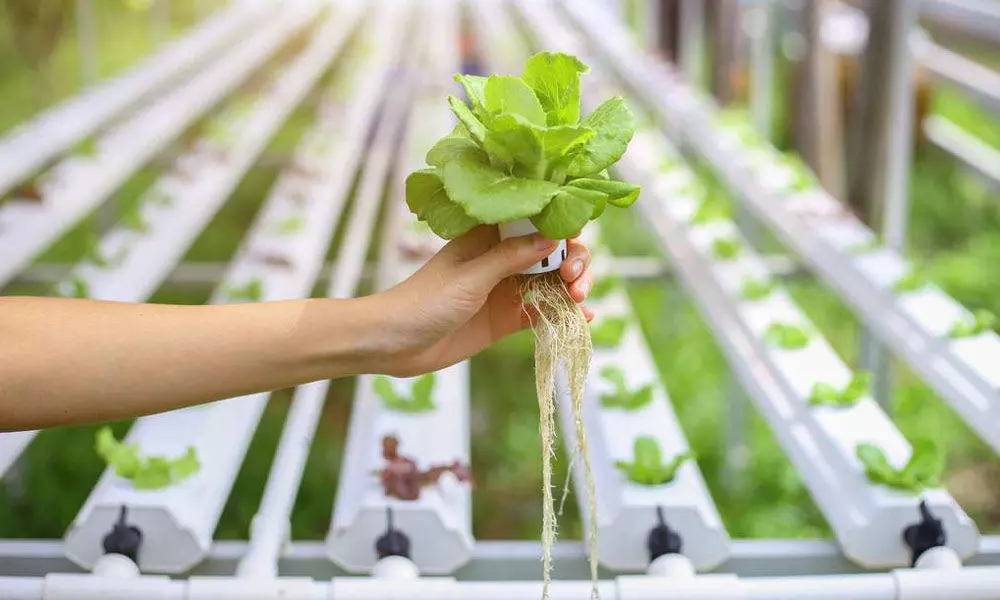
[856,439,943,494]
[740,277,776,301]
[712,236,742,260]
[273,215,306,235]
[373,374,436,413]
[96,426,200,490]
[690,197,728,224]
[55,275,89,299]
[848,238,881,254]
[614,436,693,486]
[72,137,99,158]
[764,322,812,350]
[893,268,928,293]
[781,153,817,192]
[808,370,872,407]
[121,204,149,232]
[599,365,654,410]
[83,234,126,269]
[590,315,628,348]
[227,278,264,303]
[149,189,174,207]
[948,309,997,339]
[589,274,621,300]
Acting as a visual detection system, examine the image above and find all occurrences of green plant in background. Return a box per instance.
[373,374,436,413]
[764,322,812,350]
[948,309,997,339]
[781,153,817,192]
[598,365,654,410]
[55,275,89,299]
[273,214,305,235]
[712,236,742,260]
[848,238,881,255]
[808,371,872,407]
[855,439,943,494]
[405,51,640,240]
[740,277,776,301]
[893,267,928,293]
[72,136,98,158]
[149,189,174,207]
[227,278,264,303]
[614,436,693,486]
[120,203,149,232]
[690,196,728,224]
[589,274,621,300]
[96,427,200,490]
[591,315,629,348]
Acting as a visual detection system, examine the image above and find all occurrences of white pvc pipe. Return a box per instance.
[0,578,43,600]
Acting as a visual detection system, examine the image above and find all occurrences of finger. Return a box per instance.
[560,238,591,283]
[462,233,559,292]
[568,269,593,303]
[438,225,501,264]
[582,305,595,322]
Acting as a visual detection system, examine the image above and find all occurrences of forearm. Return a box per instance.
[0,296,393,431]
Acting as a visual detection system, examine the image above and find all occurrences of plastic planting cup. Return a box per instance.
[499,219,567,275]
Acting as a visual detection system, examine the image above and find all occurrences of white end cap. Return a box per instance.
[498,219,567,275]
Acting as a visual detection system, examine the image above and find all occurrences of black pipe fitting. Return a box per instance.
[102,505,143,563]
[647,506,683,562]
[903,500,946,567]
[375,506,411,559]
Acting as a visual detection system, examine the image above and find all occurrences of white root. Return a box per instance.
[520,272,598,600]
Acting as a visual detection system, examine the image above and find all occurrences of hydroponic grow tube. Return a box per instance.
[327,0,473,576]
[0,0,318,289]
[559,0,1000,457]
[62,3,383,574]
[0,0,276,200]
[473,0,730,573]
[924,115,1000,193]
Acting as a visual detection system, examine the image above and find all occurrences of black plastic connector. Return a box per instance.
[375,507,411,559]
[647,506,683,562]
[102,505,143,563]
[903,500,946,566]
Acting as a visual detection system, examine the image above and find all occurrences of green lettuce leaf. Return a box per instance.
[521,51,588,126]
[405,169,478,239]
[567,97,636,177]
[443,155,558,224]
[531,186,603,239]
[484,75,546,126]
[566,177,640,208]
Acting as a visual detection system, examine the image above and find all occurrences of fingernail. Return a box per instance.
[569,258,584,279]
[534,234,557,250]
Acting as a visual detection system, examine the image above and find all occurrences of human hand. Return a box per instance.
[371,225,594,376]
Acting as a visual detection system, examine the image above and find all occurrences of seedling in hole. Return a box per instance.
[893,268,928,293]
[251,252,294,269]
[96,426,200,490]
[589,274,621,300]
[72,137,99,158]
[599,365,654,410]
[227,278,264,302]
[614,436,693,486]
[711,236,742,260]
[856,439,943,494]
[782,153,817,192]
[690,198,727,224]
[848,238,881,254]
[740,277,775,301]
[55,276,89,299]
[764,322,812,350]
[83,235,125,269]
[376,435,473,501]
[948,309,997,339]
[808,370,871,407]
[273,215,305,235]
[372,374,436,413]
[120,204,149,233]
[591,315,628,348]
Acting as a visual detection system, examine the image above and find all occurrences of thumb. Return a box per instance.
[462,233,559,291]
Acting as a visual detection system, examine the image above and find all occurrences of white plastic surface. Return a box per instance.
[0,1,316,288]
[0,430,37,479]
[0,0,274,200]
[498,219,567,275]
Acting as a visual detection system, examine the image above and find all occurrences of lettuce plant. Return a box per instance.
[893,267,928,293]
[849,238,881,255]
[615,436,693,486]
[808,370,871,407]
[405,52,640,240]
[121,203,149,233]
[373,374,436,413]
[227,278,264,303]
[711,236,742,260]
[764,322,812,350]
[589,274,621,300]
[56,275,89,299]
[855,439,943,494]
[948,309,997,339]
[274,215,306,235]
[598,365,653,410]
[740,276,775,301]
[96,427,200,490]
[591,315,628,348]
[781,153,817,192]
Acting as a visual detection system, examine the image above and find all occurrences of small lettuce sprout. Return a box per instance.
[711,236,742,260]
[848,238,881,255]
[96,427,200,490]
[614,436,693,486]
[808,370,871,407]
[782,153,817,192]
[72,137,99,158]
[590,315,629,348]
[589,274,621,300]
[948,309,997,339]
[764,322,812,350]
[373,374,436,413]
[740,276,775,301]
[599,365,654,410]
[690,198,728,224]
[227,278,264,302]
[274,215,306,235]
[893,268,928,293]
[121,204,149,233]
[56,275,89,299]
[856,439,943,494]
